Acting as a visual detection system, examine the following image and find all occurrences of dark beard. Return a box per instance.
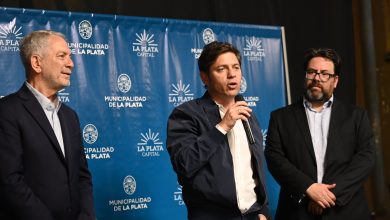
[304,87,330,103]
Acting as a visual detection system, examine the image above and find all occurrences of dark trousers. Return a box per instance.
[188,204,261,220]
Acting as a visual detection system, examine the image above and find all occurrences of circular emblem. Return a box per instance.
[239,76,247,94]
[123,175,136,195]
[202,28,215,45]
[78,20,92,40]
[83,124,98,144]
[117,74,132,93]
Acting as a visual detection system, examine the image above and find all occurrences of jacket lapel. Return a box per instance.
[58,109,71,165]
[325,100,342,166]
[19,85,67,163]
[198,92,221,128]
[292,102,317,164]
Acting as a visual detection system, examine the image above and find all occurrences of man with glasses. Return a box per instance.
[264,48,375,219]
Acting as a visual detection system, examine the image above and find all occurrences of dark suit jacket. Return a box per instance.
[0,84,95,220]
[264,99,375,220]
[167,92,270,220]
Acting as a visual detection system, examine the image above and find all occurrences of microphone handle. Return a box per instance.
[242,120,255,144]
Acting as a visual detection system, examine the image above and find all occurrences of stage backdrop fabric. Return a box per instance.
[0,7,287,219]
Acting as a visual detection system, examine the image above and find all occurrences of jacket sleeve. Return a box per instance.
[77,150,96,220]
[0,103,54,220]
[166,107,226,179]
[330,109,375,206]
[74,113,96,220]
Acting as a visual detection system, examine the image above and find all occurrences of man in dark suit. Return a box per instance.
[166,41,270,220]
[264,48,375,220]
[0,30,95,220]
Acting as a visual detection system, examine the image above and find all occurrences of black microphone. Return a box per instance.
[234,95,255,145]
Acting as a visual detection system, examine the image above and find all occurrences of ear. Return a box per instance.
[30,55,42,73]
[333,75,339,88]
[200,71,209,86]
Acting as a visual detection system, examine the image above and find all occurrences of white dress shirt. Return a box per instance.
[216,104,257,213]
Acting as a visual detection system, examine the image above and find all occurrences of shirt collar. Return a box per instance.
[215,102,225,110]
[25,82,61,112]
[303,95,333,111]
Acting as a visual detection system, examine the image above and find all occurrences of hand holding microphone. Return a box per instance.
[217,95,255,144]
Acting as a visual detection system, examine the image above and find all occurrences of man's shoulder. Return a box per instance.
[59,102,78,117]
[332,99,368,117]
[271,101,301,115]
[0,88,29,122]
[169,96,212,121]
[0,92,18,103]
[175,96,205,111]
[0,89,24,110]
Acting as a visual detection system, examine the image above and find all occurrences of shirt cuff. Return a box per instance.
[215,124,227,135]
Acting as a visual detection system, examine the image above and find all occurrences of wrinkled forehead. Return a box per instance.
[307,57,335,71]
[43,35,71,54]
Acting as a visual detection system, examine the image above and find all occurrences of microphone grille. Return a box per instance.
[234,95,245,102]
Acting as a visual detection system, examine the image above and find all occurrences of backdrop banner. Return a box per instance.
[0,7,286,219]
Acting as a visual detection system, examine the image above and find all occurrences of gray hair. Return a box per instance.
[19,30,67,78]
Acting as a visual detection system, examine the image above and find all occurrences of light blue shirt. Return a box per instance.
[303,96,333,183]
[26,82,65,157]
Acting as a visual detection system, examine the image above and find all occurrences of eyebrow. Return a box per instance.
[306,68,332,73]
[56,50,71,55]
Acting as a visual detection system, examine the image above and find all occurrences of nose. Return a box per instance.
[67,56,74,70]
[227,67,237,78]
[313,72,321,81]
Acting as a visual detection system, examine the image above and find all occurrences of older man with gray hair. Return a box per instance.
[0,30,95,220]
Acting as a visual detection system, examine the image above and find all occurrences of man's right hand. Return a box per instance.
[218,101,251,132]
[306,183,336,208]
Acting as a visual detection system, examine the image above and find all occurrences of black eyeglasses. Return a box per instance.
[305,69,337,82]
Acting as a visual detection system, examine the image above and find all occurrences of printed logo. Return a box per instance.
[69,20,108,56]
[168,80,194,106]
[173,184,184,206]
[202,28,215,45]
[240,95,259,107]
[58,88,70,103]
[68,42,108,55]
[104,73,147,108]
[238,77,260,107]
[190,47,202,59]
[261,128,267,149]
[78,20,93,40]
[83,124,98,144]
[0,20,23,52]
[239,76,247,94]
[83,123,115,160]
[117,74,132,93]
[243,37,266,61]
[109,176,152,212]
[123,175,137,195]
[132,29,159,57]
[191,28,216,59]
[137,129,164,157]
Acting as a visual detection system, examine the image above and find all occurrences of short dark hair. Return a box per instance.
[198,41,241,74]
[303,48,342,75]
